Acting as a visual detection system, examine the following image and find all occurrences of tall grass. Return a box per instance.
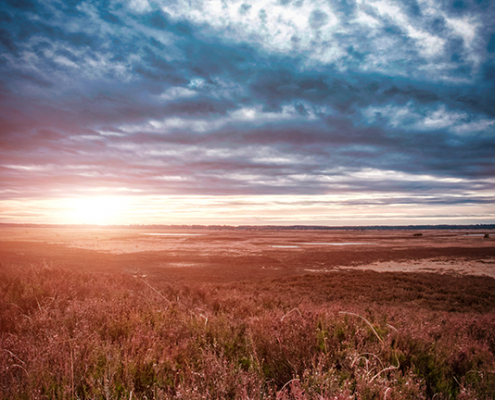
[1,261,495,399]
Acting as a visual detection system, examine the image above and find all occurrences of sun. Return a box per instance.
[62,196,130,225]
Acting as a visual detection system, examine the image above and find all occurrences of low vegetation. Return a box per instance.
[1,261,495,399]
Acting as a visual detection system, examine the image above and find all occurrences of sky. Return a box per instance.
[0,0,494,226]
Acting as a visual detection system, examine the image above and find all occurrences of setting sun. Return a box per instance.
[61,196,130,225]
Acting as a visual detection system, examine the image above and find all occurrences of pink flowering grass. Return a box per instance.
[1,261,495,399]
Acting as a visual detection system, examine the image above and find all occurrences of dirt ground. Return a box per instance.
[0,226,494,282]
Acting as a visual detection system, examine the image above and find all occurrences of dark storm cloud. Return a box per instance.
[0,0,494,215]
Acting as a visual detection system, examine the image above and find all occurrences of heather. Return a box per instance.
[1,262,495,399]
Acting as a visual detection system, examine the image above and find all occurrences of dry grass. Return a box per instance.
[1,261,495,399]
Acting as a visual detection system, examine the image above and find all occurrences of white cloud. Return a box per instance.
[116,104,314,136]
[444,15,478,46]
[158,0,340,61]
[363,102,495,137]
[422,107,465,129]
[129,0,151,13]
[453,119,495,135]
[363,102,419,128]
[149,0,484,80]
[444,15,481,67]
[160,86,198,101]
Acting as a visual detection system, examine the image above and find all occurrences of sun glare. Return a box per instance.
[62,196,130,225]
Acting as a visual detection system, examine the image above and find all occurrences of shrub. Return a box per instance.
[1,262,495,399]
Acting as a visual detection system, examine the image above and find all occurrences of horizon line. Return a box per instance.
[1,222,494,230]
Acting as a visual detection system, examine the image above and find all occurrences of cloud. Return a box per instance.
[0,0,494,223]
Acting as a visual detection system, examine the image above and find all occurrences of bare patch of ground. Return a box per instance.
[350,258,495,278]
[303,258,495,278]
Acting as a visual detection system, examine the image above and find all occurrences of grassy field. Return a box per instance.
[2,260,495,399]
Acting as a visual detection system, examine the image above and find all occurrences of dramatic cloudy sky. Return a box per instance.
[1,0,494,225]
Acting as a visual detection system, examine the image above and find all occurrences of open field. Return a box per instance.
[1,226,495,399]
[1,226,495,281]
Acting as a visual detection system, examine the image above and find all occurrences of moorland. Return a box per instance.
[1,226,495,399]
